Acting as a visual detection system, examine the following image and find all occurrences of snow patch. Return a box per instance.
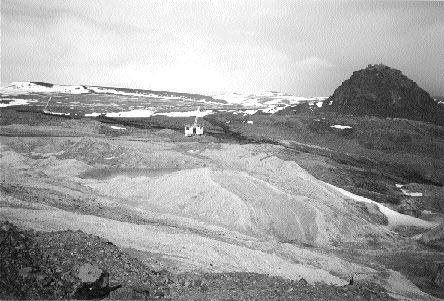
[89,86,156,98]
[326,183,435,228]
[400,189,423,197]
[110,126,126,130]
[261,106,287,114]
[155,110,213,118]
[0,99,30,107]
[85,112,102,117]
[330,125,352,130]
[213,93,252,105]
[43,111,70,116]
[2,82,89,94]
[105,109,155,118]
[90,108,212,118]
[213,93,328,108]
[243,109,258,115]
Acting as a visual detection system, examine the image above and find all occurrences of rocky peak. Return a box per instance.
[325,64,443,125]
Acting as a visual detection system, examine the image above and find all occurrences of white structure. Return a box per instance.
[185,107,204,137]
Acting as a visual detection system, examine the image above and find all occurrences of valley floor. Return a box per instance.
[1,109,443,300]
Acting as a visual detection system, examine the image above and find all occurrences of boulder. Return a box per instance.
[77,263,102,283]
[74,264,121,299]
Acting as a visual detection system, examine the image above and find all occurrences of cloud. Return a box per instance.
[295,57,336,69]
[1,0,443,96]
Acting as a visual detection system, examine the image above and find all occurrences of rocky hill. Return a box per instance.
[325,64,444,125]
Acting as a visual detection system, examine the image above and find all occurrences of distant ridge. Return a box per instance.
[3,82,221,103]
[30,82,54,88]
[325,64,444,125]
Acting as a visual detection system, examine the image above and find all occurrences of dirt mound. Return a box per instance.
[325,64,443,125]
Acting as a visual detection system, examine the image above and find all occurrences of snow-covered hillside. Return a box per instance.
[0,82,329,116]
[213,91,327,107]
[88,86,182,99]
[2,82,89,94]
[213,92,327,114]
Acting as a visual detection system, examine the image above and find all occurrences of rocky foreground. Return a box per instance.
[0,221,397,300]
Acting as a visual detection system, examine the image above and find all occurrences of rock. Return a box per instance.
[325,64,444,125]
[200,283,209,292]
[77,263,102,283]
[193,278,203,287]
[132,284,151,296]
[183,279,191,288]
[432,261,444,288]
[73,271,121,300]
[397,198,422,218]
[109,286,147,300]
[74,265,121,300]
[1,222,11,232]
[18,267,33,278]
[419,222,444,250]
[153,286,170,298]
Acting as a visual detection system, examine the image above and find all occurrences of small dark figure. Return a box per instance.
[349,276,354,285]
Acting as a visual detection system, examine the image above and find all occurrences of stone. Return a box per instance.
[77,263,102,283]
[193,278,203,287]
[153,286,170,298]
[109,286,146,300]
[432,261,444,288]
[419,222,444,250]
[18,267,33,278]
[1,223,11,232]
[200,283,209,292]
[73,269,121,300]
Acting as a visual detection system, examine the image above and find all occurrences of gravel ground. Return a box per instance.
[0,221,396,300]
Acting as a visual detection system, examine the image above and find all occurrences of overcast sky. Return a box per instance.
[2,0,444,96]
